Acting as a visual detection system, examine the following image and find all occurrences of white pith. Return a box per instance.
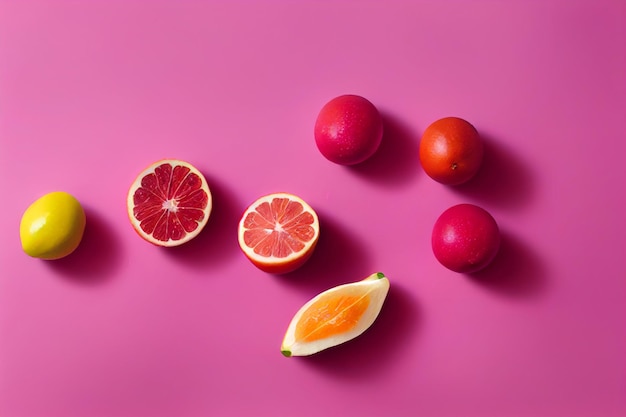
[162,199,179,212]
[281,273,390,356]
[126,159,212,247]
[237,192,320,265]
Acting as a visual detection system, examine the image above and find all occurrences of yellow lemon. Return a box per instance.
[20,191,86,260]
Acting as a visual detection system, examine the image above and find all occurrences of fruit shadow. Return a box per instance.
[299,283,421,379]
[468,229,549,298]
[280,210,375,292]
[165,172,243,269]
[47,207,123,285]
[453,133,535,210]
[349,111,421,187]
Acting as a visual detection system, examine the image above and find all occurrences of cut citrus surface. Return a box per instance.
[127,159,212,247]
[281,272,390,357]
[237,192,320,274]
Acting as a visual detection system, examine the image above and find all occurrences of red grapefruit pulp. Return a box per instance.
[127,159,212,247]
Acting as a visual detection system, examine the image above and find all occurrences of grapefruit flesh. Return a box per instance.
[127,159,212,247]
[238,193,319,274]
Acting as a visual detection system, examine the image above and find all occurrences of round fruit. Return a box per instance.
[20,191,86,260]
[431,204,500,273]
[127,159,212,247]
[238,192,320,274]
[419,116,483,185]
[281,272,390,357]
[314,94,383,165]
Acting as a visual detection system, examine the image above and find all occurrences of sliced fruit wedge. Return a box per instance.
[238,192,320,274]
[281,272,390,357]
[127,159,212,247]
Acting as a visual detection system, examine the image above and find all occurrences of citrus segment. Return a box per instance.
[127,159,212,247]
[238,193,320,274]
[281,272,390,357]
[295,294,370,342]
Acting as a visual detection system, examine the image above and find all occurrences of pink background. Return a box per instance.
[1,1,625,416]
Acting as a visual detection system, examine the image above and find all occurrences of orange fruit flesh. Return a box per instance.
[133,163,208,242]
[295,294,371,342]
[242,198,316,258]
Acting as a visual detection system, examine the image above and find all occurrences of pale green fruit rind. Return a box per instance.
[20,191,86,260]
[363,272,385,281]
[281,272,390,357]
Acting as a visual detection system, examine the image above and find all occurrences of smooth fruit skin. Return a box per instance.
[20,191,86,260]
[248,243,318,274]
[431,204,500,273]
[419,117,483,185]
[314,94,383,165]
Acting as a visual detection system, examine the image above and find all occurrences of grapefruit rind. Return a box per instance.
[127,159,212,247]
[237,192,320,274]
[281,272,390,357]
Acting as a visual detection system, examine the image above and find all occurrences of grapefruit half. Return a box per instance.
[238,192,320,274]
[127,159,212,247]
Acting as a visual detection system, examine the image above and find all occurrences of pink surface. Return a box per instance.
[1,1,625,416]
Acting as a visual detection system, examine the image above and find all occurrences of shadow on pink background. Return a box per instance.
[470,230,549,299]
[350,111,422,187]
[454,133,537,211]
[46,208,124,285]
